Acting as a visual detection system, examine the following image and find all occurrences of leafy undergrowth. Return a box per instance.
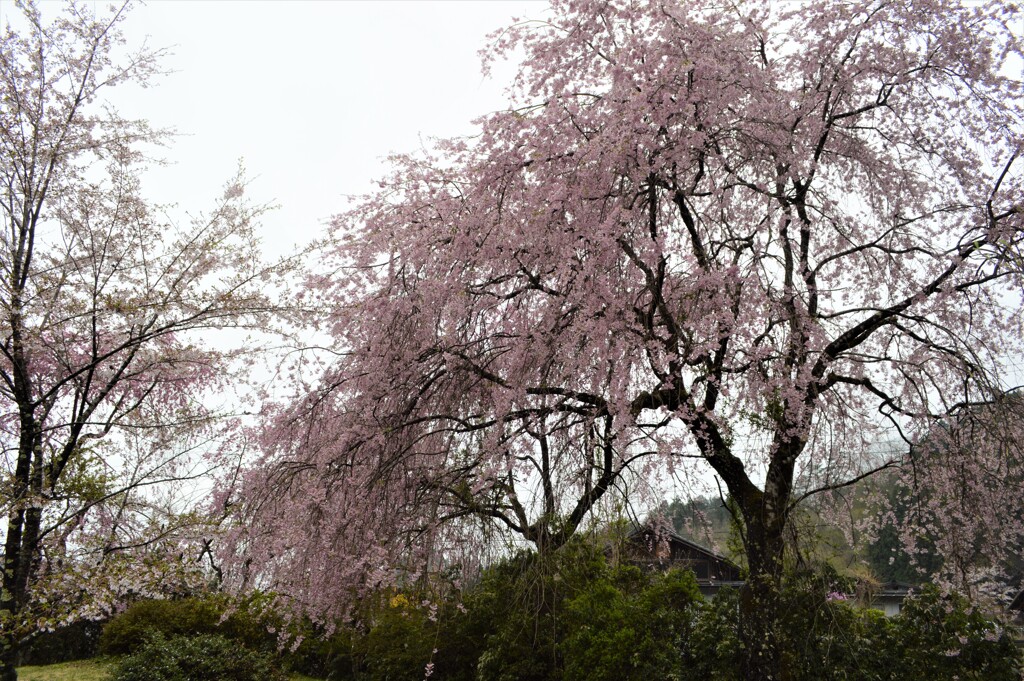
[16,658,323,681]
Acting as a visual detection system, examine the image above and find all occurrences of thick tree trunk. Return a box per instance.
[733,451,795,681]
[738,512,787,681]
[700,434,793,681]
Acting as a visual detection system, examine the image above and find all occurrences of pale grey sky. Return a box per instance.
[98,1,547,255]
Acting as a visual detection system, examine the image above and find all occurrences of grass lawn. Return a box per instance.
[16,658,324,680]
[17,659,111,681]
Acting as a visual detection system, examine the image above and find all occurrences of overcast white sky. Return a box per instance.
[64,0,548,256]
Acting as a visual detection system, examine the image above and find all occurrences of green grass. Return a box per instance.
[16,658,324,681]
[17,659,112,681]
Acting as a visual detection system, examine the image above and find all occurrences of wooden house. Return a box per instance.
[625,526,744,598]
[625,526,917,615]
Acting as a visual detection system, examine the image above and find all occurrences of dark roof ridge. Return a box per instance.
[627,523,736,566]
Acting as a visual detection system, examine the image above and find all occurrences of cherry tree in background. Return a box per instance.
[228,0,1023,678]
[861,392,1024,602]
[0,2,281,678]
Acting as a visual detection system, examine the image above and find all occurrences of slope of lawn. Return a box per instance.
[16,658,323,681]
[17,660,111,681]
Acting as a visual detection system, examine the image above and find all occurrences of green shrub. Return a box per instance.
[99,551,1020,681]
[357,597,439,681]
[471,542,609,681]
[775,567,896,681]
[110,632,287,681]
[457,540,705,681]
[100,597,226,655]
[685,579,897,681]
[100,595,278,656]
[636,568,705,673]
[423,599,488,681]
[688,587,742,681]
[99,593,360,678]
[561,578,639,681]
[283,625,357,680]
[16,619,104,665]
[682,572,1022,681]
[894,586,1021,681]
[561,567,702,681]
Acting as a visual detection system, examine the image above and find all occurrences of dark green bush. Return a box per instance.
[99,595,274,656]
[561,567,702,681]
[471,541,609,681]
[101,597,222,655]
[110,632,287,681]
[100,549,1021,681]
[438,538,705,681]
[99,593,360,678]
[682,573,1022,681]
[561,578,639,681]
[284,625,357,680]
[686,579,893,681]
[687,587,742,681]
[15,619,104,665]
[895,585,1021,681]
[775,567,896,681]
[357,597,440,681]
